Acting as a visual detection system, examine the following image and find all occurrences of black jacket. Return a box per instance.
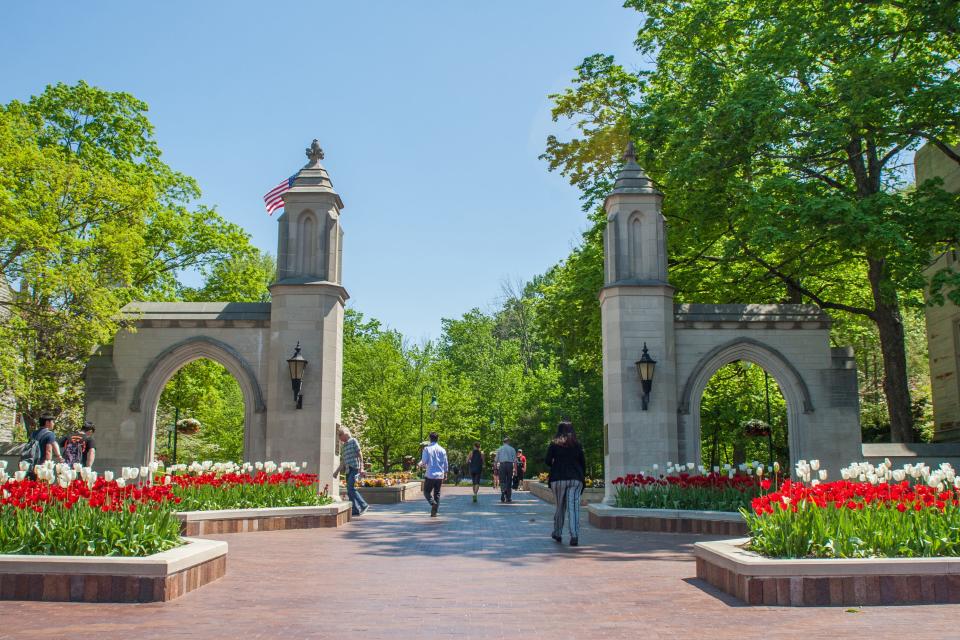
[545,441,586,485]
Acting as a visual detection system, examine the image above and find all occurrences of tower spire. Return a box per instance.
[611,141,660,196]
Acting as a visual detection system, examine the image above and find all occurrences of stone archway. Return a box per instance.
[131,336,267,464]
[677,337,813,469]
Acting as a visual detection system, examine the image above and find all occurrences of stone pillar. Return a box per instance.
[601,144,678,503]
[266,140,347,498]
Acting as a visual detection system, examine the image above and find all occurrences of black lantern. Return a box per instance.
[635,343,657,410]
[287,341,308,409]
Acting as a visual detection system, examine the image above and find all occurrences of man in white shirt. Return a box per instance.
[418,431,448,517]
[494,436,517,503]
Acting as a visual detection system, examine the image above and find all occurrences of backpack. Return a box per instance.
[18,429,45,468]
[62,432,88,466]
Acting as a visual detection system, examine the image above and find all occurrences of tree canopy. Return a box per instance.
[542,0,960,441]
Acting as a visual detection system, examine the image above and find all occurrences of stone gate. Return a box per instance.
[601,145,862,502]
[85,141,346,491]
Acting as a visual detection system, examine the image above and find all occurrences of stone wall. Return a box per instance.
[0,277,16,442]
[916,143,960,442]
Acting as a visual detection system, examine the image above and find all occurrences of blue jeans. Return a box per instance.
[347,467,368,515]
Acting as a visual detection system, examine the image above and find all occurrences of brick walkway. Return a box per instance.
[3,486,960,639]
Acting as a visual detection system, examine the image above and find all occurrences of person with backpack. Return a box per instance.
[60,421,96,468]
[21,415,62,476]
[467,442,484,503]
[545,421,586,547]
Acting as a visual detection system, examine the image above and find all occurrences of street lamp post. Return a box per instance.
[419,385,438,443]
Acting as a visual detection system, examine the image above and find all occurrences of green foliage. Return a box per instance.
[700,362,788,469]
[0,500,181,557]
[0,81,262,428]
[172,481,332,511]
[154,360,246,464]
[542,0,960,441]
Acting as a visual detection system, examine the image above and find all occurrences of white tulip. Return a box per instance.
[115,477,126,488]
[757,467,765,477]
[892,470,906,482]
[19,460,30,472]
[773,461,780,472]
[810,460,820,471]
[686,462,695,471]
[103,471,114,482]
[15,471,26,482]
[712,466,719,473]
[164,475,172,485]
[818,470,828,481]
[140,466,149,480]
[0,460,6,471]
[58,477,69,489]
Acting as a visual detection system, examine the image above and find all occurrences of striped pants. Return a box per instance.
[551,479,583,539]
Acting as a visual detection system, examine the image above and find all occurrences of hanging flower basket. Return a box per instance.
[742,419,771,438]
[176,418,201,435]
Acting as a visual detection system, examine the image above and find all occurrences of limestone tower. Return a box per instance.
[266,140,347,493]
[600,142,678,496]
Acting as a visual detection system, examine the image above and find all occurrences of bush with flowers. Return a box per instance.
[0,459,331,556]
[612,461,774,511]
[352,472,414,488]
[745,459,960,558]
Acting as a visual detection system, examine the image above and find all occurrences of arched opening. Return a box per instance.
[130,336,267,466]
[153,358,245,464]
[678,337,813,469]
[698,361,788,469]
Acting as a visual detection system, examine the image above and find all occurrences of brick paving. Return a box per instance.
[2,486,960,639]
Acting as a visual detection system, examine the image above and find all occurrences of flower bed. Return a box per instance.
[612,464,771,512]
[1,460,334,556]
[745,460,960,559]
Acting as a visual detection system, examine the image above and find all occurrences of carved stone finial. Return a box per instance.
[305,139,324,166]
[623,140,637,163]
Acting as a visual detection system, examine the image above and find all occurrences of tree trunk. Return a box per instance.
[868,258,914,442]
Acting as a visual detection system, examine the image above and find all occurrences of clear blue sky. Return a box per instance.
[1,2,641,341]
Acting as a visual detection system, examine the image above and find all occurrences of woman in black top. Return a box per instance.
[544,421,586,546]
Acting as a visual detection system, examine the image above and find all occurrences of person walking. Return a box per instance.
[491,451,500,490]
[418,431,448,517]
[545,421,586,546]
[337,425,368,517]
[495,436,517,503]
[466,442,484,502]
[513,448,527,491]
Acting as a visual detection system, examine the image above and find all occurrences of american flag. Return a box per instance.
[263,176,295,215]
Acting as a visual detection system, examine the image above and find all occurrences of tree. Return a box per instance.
[0,81,259,428]
[542,1,960,441]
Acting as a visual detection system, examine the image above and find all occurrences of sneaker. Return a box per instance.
[430,503,439,517]
[472,495,478,503]
[359,505,369,516]
[570,537,579,547]
[551,534,562,543]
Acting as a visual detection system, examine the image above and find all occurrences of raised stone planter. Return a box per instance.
[340,481,422,504]
[695,537,960,606]
[177,502,351,536]
[587,503,748,535]
[0,537,226,603]
[526,480,605,506]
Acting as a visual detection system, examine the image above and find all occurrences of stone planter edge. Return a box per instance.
[176,502,349,522]
[695,538,960,577]
[587,503,744,522]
